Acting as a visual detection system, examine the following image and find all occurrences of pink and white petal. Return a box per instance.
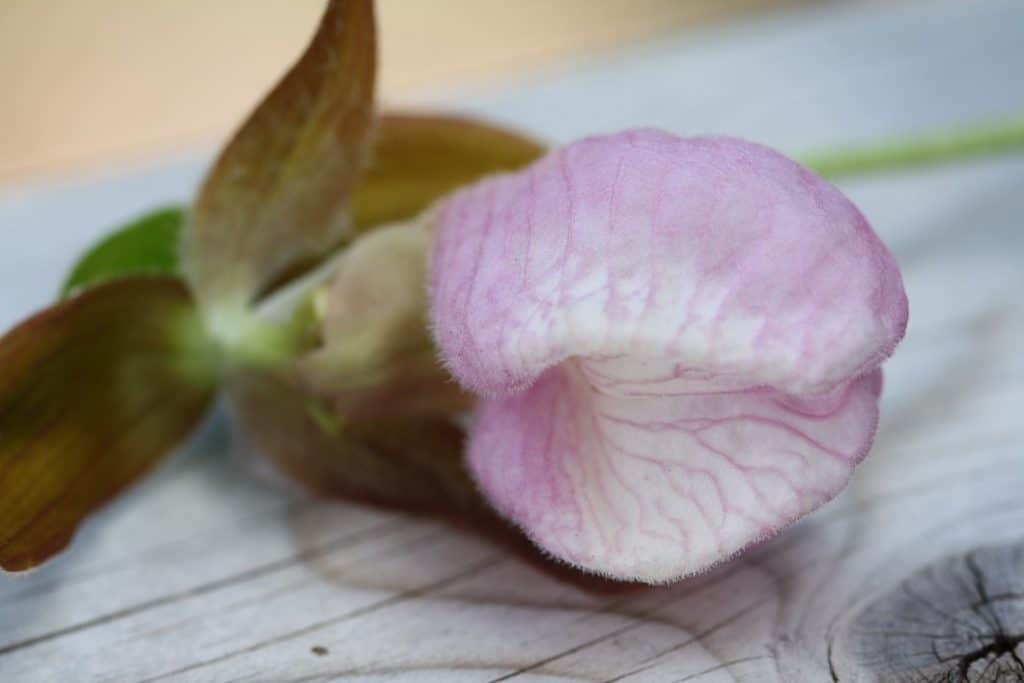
[429,130,907,399]
[430,129,907,581]
[467,361,882,583]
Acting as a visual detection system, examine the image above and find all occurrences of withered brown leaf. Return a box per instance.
[185,0,377,313]
[0,278,216,571]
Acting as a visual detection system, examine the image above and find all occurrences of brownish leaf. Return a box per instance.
[352,113,545,232]
[185,0,376,313]
[228,368,476,514]
[0,278,217,571]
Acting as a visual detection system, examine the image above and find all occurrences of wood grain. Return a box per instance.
[838,542,1024,680]
[1,0,1023,680]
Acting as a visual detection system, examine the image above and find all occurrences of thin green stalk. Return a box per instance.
[798,115,1024,180]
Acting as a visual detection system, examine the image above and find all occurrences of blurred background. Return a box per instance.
[0,0,859,186]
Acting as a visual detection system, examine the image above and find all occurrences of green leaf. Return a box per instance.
[0,277,217,571]
[60,206,185,298]
[59,205,184,296]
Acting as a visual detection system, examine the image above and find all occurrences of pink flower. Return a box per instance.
[428,129,907,583]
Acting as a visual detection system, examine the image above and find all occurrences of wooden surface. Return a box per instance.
[2,0,1024,680]
[0,0,821,185]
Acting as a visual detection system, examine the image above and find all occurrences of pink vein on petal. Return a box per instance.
[429,129,908,582]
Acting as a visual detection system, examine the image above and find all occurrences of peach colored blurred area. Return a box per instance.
[0,0,844,185]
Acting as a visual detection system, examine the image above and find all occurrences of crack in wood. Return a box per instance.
[139,555,506,682]
[0,516,405,655]
[836,540,1024,682]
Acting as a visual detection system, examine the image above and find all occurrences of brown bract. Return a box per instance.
[353,113,545,232]
[0,278,216,571]
[229,368,475,514]
[185,0,377,313]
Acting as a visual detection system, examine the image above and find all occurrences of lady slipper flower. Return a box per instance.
[429,130,908,582]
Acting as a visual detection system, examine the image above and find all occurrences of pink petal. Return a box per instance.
[468,364,882,581]
[428,129,907,581]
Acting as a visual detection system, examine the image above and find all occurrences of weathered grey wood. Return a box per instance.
[2,0,1023,680]
[837,541,1024,681]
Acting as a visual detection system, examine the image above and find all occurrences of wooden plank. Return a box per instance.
[1,0,1023,680]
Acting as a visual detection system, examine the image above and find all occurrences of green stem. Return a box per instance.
[798,115,1024,180]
